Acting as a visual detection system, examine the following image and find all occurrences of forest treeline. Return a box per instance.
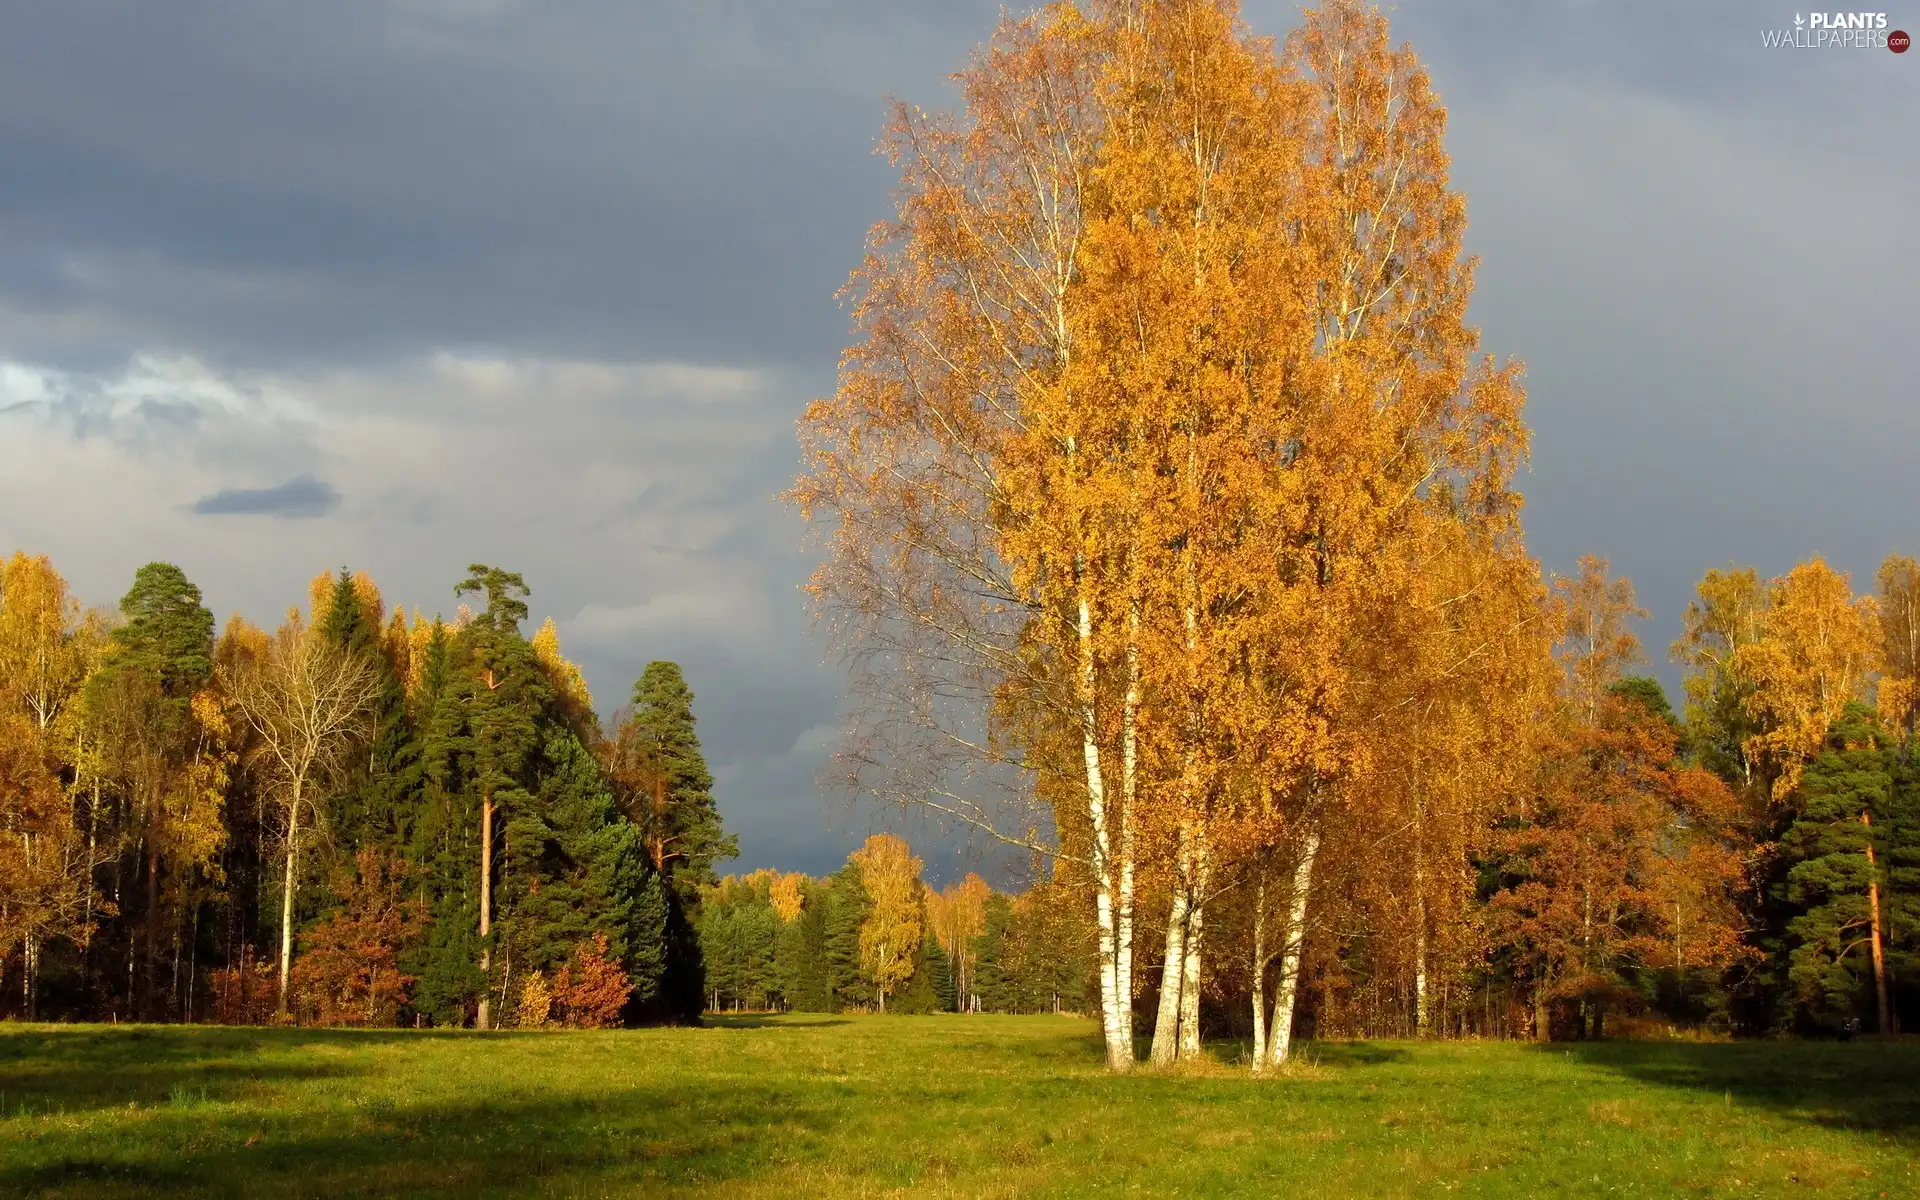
[698,554,1920,1044]
[789,0,1920,1070]
[698,838,1095,1016]
[0,553,734,1028]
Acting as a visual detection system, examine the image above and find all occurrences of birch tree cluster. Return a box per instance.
[792,0,1920,1065]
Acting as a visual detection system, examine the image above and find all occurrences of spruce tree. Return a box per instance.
[971,892,1016,1012]
[407,618,483,1024]
[320,569,421,856]
[823,860,871,1011]
[926,934,957,1012]
[619,662,738,885]
[781,880,832,1013]
[615,661,737,1022]
[499,726,665,1016]
[890,931,946,1014]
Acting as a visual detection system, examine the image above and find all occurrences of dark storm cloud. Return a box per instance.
[1364,0,1919,701]
[192,475,342,519]
[0,0,1001,369]
[1,0,1913,875]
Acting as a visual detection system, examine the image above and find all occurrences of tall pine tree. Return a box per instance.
[1773,704,1894,1033]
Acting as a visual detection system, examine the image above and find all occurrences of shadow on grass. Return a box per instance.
[1546,1039,1920,1141]
[1299,1041,1409,1068]
[703,1015,851,1030]
[1,1078,849,1199]
[1190,1037,1410,1068]
[0,1026,394,1116]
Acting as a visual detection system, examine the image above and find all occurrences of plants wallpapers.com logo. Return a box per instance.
[1762,12,1910,49]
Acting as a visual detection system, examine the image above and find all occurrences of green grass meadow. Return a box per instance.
[2,1015,1917,1197]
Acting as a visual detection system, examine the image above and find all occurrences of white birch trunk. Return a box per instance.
[1264,828,1319,1069]
[1077,585,1133,1072]
[1114,598,1140,1061]
[1413,791,1428,1036]
[1149,885,1190,1065]
[277,778,301,1015]
[1250,875,1269,1070]
[1414,923,1429,1037]
[1177,870,1205,1059]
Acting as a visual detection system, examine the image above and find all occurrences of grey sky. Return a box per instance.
[1,1,1913,879]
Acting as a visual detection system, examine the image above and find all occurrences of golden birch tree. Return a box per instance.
[1735,559,1877,803]
[1875,555,1920,740]
[850,833,924,1010]
[794,0,1529,1071]
[224,618,380,1013]
[1672,566,1767,799]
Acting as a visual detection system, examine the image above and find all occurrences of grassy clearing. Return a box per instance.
[2,1015,1917,1198]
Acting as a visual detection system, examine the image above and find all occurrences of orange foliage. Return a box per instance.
[531,618,596,737]
[290,849,425,1027]
[850,834,923,1008]
[207,947,280,1026]
[1554,555,1647,726]
[1876,555,1920,738]
[1734,558,1877,801]
[551,933,631,1029]
[768,872,807,922]
[1491,697,1750,1040]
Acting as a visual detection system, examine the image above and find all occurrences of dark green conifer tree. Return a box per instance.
[927,933,957,1013]
[621,663,737,886]
[1884,749,1920,1029]
[104,561,215,701]
[890,931,946,1014]
[320,569,421,856]
[780,880,832,1013]
[498,726,668,1015]
[971,893,1016,1012]
[614,661,737,1022]
[823,859,871,1011]
[1774,704,1893,1033]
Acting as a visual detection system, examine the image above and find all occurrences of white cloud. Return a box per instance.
[0,346,811,687]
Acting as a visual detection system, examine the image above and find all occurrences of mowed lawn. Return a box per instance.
[2,1016,1918,1198]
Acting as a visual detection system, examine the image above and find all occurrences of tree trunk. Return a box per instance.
[1413,793,1428,1036]
[143,847,160,1020]
[1076,581,1133,1072]
[1250,876,1269,1070]
[1114,598,1140,1061]
[1263,828,1319,1070]
[478,793,494,1030]
[1150,857,1193,1066]
[1864,812,1890,1036]
[1177,849,1208,1059]
[277,781,301,1017]
[188,904,200,1024]
[1533,968,1552,1043]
